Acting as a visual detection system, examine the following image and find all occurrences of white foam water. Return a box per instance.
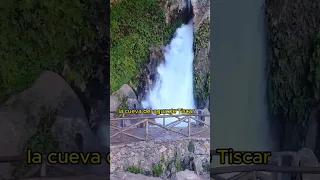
[142,21,195,127]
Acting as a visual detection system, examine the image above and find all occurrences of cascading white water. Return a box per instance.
[142,21,195,127]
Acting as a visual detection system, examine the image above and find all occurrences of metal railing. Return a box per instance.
[110,110,210,142]
[210,149,320,180]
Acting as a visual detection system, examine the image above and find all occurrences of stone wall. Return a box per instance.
[110,138,210,173]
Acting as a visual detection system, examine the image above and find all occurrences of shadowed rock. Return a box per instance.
[0,71,109,178]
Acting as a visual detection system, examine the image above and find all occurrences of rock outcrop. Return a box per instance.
[110,84,140,115]
[163,0,210,30]
[0,71,108,178]
[190,0,210,31]
[110,84,142,127]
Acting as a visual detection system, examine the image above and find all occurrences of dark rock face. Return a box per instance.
[129,1,211,110]
[266,0,320,156]
[183,0,194,24]
[136,45,165,103]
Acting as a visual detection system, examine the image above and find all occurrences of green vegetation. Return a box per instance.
[124,165,143,174]
[194,73,210,100]
[114,102,129,117]
[194,19,210,100]
[152,163,163,177]
[173,151,182,171]
[0,0,95,102]
[65,54,96,86]
[13,107,58,177]
[195,19,210,48]
[110,0,183,92]
[161,154,169,167]
[268,23,320,150]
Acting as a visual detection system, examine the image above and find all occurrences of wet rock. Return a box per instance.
[163,0,210,31]
[136,1,211,107]
[137,45,164,103]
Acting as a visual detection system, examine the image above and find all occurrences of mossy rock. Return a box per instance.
[195,19,210,49]
[193,19,210,101]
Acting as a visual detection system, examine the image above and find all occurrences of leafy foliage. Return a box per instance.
[267,20,320,149]
[110,0,182,92]
[152,163,163,177]
[193,19,210,100]
[125,165,143,174]
[195,19,210,48]
[0,0,95,102]
[173,151,182,171]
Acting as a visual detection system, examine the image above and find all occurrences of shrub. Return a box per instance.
[0,0,95,102]
[267,16,320,149]
[110,0,183,92]
[125,165,143,174]
[152,163,163,177]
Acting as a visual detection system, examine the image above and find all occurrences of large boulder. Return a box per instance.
[0,71,107,178]
[110,84,141,127]
[110,84,138,115]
